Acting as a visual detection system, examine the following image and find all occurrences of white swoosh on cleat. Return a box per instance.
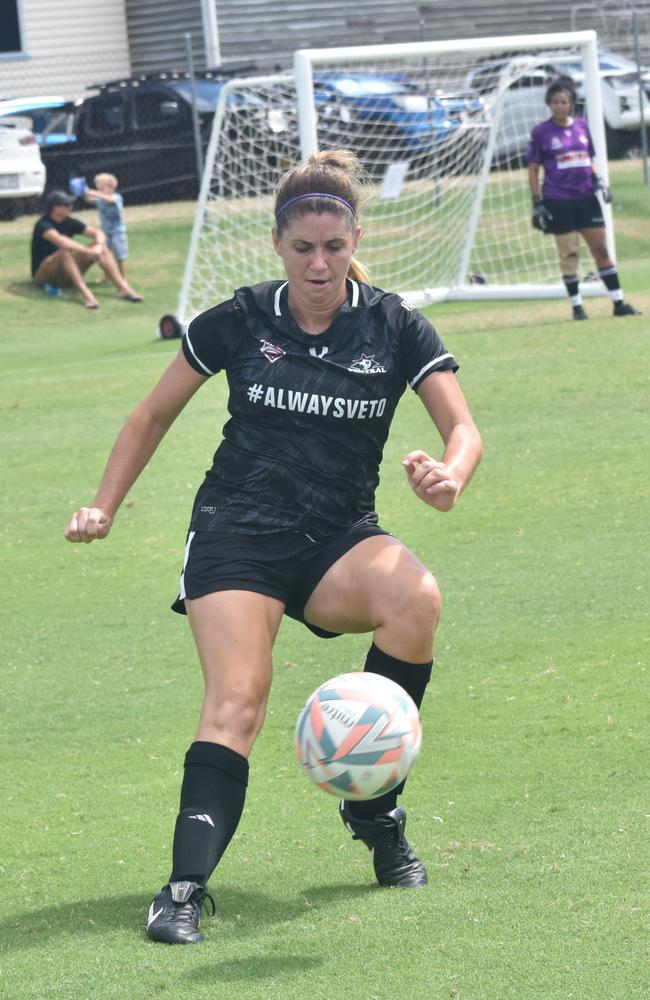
[147,904,163,928]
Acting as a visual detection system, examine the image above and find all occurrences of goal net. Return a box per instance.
[174,31,613,329]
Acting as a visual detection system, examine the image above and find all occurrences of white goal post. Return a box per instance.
[168,30,614,333]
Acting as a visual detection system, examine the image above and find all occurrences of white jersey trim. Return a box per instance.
[178,530,196,600]
[409,353,454,389]
[185,332,215,376]
[274,278,358,316]
[274,282,288,316]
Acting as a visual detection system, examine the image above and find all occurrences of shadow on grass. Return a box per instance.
[190,954,323,983]
[5,280,145,307]
[0,881,376,954]
[5,279,97,310]
[6,280,50,300]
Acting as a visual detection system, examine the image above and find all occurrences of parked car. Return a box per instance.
[464,58,549,163]
[0,96,76,146]
[311,71,483,176]
[465,49,650,162]
[25,67,281,204]
[557,48,650,156]
[0,117,46,220]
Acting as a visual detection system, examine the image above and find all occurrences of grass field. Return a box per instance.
[1,162,649,999]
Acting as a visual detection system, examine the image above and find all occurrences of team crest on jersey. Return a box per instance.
[259,340,286,364]
[551,137,562,149]
[579,133,588,145]
[347,353,387,374]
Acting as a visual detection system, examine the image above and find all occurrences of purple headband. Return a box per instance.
[275,192,355,219]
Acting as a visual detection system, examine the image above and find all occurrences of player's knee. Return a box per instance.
[201,688,267,743]
[560,251,579,274]
[416,572,442,632]
[394,572,441,641]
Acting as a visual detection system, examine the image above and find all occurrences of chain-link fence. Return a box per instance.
[0,40,257,219]
[2,7,649,221]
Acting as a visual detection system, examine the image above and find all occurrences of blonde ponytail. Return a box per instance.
[348,256,371,284]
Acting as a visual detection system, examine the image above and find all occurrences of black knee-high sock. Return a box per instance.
[170,741,249,885]
[348,643,432,821]
[598,265,623,301]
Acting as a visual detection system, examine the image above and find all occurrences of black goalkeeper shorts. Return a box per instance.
[171,521,391,638]
[543,194,604,235]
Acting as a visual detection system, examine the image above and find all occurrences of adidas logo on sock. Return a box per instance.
[188,813,214,826]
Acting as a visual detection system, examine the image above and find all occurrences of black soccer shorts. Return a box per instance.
[543,194,604,235]
[171,521,391,638]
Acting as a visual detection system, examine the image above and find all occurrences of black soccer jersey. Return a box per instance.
[182,279,458,535]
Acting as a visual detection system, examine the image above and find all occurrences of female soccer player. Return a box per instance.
[527,77,640,321]
[65,149,483,944]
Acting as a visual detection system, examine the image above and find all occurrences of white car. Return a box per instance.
[559,49,650,154]
[0,116,47,219]
[464,59,549,162]
[465,49,650,161]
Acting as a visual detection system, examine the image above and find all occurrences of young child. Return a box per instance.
[84,174,130,280]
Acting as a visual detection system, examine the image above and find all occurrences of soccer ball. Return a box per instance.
[294,672,422,800]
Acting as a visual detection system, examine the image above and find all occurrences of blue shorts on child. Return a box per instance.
[105,228,129,261]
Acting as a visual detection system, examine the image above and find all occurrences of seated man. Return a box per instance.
[31,190,143,309]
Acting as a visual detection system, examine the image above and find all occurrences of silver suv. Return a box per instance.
[464,48,650,162]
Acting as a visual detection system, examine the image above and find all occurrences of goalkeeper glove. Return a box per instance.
[593,175,612,203]
[531,196,553,232]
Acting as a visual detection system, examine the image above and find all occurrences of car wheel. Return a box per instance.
[0,199,20,221]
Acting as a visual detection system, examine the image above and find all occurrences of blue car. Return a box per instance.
[311,72,482,175]
[0,76,282,203]
[0,96,76,146]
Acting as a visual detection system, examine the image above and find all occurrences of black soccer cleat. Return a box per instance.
[572,304,588,321]
[613,301,641,317]
[146,880,215,944]
[340,801,427,888]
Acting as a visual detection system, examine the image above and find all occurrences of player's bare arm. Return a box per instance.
[528,162,541,199]
[403,370,483,511]
[65,352,207,543]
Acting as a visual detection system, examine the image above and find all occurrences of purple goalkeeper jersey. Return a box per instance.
[526,117,596,200]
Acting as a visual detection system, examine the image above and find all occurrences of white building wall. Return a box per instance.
[0,0,131,100]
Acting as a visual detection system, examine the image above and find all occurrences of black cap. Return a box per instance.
[44,189,75,210]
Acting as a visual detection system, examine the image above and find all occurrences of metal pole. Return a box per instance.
[185,33,204,187]
[582,34,617,262]
[419,19,441,207]
[200,0,221,68]
[633,10,649,184]
[294,50,318,162]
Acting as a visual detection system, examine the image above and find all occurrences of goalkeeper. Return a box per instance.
[527,77,639,320]
[64,149,483,944]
